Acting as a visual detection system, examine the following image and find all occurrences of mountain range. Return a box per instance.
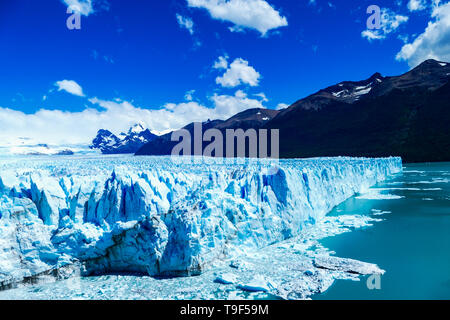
[135,59,450,162]
[135,108,280,156]
[90,123,157,154]
[264,59,450,163]
[97,59,450,163]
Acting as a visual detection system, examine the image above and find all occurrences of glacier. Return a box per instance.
[0,155,402,296]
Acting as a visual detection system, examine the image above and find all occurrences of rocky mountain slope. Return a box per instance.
[136,59,449,163]
[265,59,450,162]
[135,108,280,156]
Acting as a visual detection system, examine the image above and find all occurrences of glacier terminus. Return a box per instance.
[0,155,402,299]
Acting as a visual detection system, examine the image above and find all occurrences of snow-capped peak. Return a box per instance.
[90,124,157,154]
[129,123,146,134]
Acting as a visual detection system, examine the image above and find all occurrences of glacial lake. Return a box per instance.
[314,162,450,300]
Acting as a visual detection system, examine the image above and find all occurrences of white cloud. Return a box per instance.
[0,91,267,146]
[213,55,229,69]
[187,0,288,36]
[62,0,110,16]
[407,0,427,11]
[55,80,85,97]
[396,2,450,67]
[398,33,410,43]
[276,103,289,110]
[103,55,114,64]
[176,14,195,35]
[362,8,409,41]
[361,30,385,40]
[254,92,268,102]
[184,90,196,101]
[210,90,265,115]
[62,0,94,16]
[215,57,261,88]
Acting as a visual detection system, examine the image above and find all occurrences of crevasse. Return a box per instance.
[0,156,402,288]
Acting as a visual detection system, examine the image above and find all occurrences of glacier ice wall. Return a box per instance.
[0,155,402,287]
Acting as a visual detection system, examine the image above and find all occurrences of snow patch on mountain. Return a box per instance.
[331,81,376,101]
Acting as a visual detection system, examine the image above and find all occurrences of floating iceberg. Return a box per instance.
[237,275,278,292]
[0,155,402,290]
[214,273,238,285]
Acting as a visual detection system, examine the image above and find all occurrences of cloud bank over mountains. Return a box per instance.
[0,89,267,146]
[1,47,276,147]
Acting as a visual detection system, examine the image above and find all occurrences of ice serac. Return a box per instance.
[0,156,402,286]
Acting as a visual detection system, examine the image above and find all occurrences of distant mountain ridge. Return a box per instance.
[265,59,450,162]
[135,108,280,156]
[285,72,385,111]
[134,59,450,162]
[90,124,157,154]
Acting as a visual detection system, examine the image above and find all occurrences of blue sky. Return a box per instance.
[0,0,449,145]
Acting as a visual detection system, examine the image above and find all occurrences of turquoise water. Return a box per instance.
[314,162,450,300]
